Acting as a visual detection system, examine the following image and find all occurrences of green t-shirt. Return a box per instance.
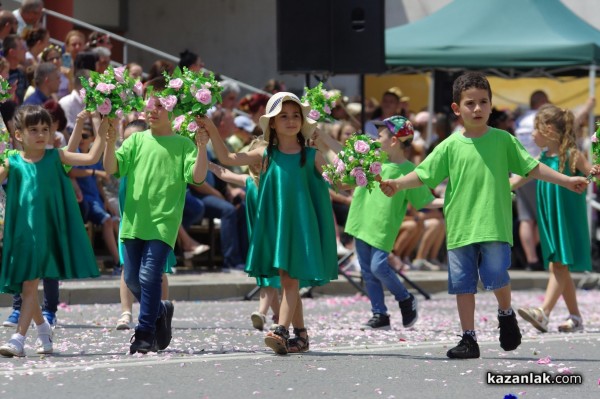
[115,130,200,248]
[345,160,434,252]
[415,127,538,249]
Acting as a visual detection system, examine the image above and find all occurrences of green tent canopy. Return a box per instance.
[385,0,600,75]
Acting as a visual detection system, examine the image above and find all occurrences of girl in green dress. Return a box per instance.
[200,92,338,355]
[516,104,600,333]
[0,106,108,357]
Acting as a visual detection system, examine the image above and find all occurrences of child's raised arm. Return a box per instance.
[192,129,209,184]
[65,110,91,152]
[59,117,109,166]
[197,116,262,166]
[208,161,249,187]
[103,119,118,175]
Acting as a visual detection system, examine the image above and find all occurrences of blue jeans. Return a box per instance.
[12,278,59,313]
[191,193,245,269]
[123,239,170,333]
[182,190,205,229]
[355,238,410,315]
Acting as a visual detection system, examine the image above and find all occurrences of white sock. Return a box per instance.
[36,321,52,335]
[10,333,25,345]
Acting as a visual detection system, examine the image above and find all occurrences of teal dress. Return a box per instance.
[0,150,99,294]
[246,147,338,286]
[536,152,591,272]
[246,176,280,288]
[118,177,175,273]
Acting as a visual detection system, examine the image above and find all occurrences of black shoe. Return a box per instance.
[398,293,418,328]
[446,333,480,359]
[525,261,544,271]
[155,300,174,350]
[129,329,157,354]
[498,312,522,351]
[363,313,391,330]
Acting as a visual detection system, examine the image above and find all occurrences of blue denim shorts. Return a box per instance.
[84,199,110,226]
[447,242,511,294]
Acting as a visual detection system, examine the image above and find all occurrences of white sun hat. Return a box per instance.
[258,92,316,142]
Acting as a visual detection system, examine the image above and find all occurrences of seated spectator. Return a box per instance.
[178,49,204,72]
[125,62,143,80]
[263,79,286,94]
[220,80,240,110]
[86,31,112,51]
[412,208,446,271]
[69,121,121,270]
[4,34,29,104]
[59,68,88,134]
[21,26,48,68]
[227,115,256,152]
[23,61,59,105]
[238,93,269,124]
[74,50,98,72]
[64,30,85,67]
[42,98,68,148]
[39,44,70,99]
[90,46,110,73]
[145,59,174,83]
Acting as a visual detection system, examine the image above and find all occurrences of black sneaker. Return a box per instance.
[446,333,480,359]
[129,329,158,354]
[398,293,418,328]
[363,313,391,330]
[155,300,174,350]
[498,312,522,351]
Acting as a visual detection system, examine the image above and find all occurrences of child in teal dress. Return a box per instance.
[200,92,338,355]
[208,138,281,331]
[515,104,600,333]
[0,105,108,357]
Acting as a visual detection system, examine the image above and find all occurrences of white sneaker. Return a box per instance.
[250,312,266,331]
[35,330,53,354]
[517,307,549,333]
[0,339,25,357]
[183,244,210,260]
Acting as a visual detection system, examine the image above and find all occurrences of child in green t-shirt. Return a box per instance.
[103,76,209,355]
[380,72,589,359]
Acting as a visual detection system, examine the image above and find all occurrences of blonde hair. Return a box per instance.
[534,103,578,174]
[247,136,268,184]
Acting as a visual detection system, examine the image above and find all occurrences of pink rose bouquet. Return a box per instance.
[321,134,387,192]
[156,67,223,140]
[79,65,145,118]
[587,123,600,182]
[301,82,340,123]
[0,76,11,103]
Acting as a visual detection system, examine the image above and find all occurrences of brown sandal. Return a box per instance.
[264,325,289,355]
[288,328,310,353]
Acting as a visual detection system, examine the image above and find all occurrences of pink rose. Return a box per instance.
[202,82,212,89]
[187,121,199,132]
[79,88,86,100]
[173,115,186,131]
[369,162,382,174]
[97,98,112,115]
[114,66,126,83]
[354,140,369,154]
[592,133,598,143]
[96,82,116,94]
[350,167,363,177]
[195,89,212,105]
[308,109,321,120]
[0,142,5,152]
[324,104,331,115]
[116,109,123,119]
[322,172,332,184]
[119,91,127,102]
[323,90,330,99]
[336,161,346,174]
[145,97,156,111]
[169,78,184,90]
[333,156,340,165]
[133,81,143,96]
[159,95,178,112]
[355,171,367,187]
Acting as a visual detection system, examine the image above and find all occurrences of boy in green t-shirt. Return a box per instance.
[380,72,588,359]
[103,77,209,354]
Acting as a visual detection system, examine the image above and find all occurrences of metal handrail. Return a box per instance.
[38,6,270,95]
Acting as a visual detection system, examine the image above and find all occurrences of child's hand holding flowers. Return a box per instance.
[302,82,340,123]
[156,67,223,140]
[321,134,387,192]
[587,123,600,182]
[79,65,145,118]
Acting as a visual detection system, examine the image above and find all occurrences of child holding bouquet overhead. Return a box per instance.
[103,76,210,354]
[199,92,338,355]
[379,72,589,359]
[516,105,600,333]
[316,116,442,330]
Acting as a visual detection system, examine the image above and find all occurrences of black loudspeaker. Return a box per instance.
[276,0,385,74]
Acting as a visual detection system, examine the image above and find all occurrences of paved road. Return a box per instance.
[1,290,599,399]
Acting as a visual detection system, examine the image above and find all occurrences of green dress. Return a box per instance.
[246,176,280,288]
[0,150,100,294]
[536,152,591,272]
[246,147,338,286]
[117,176,175,273]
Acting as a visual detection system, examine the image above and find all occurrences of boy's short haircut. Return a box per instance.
[452,71,492,105]
[125,119,148,132]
